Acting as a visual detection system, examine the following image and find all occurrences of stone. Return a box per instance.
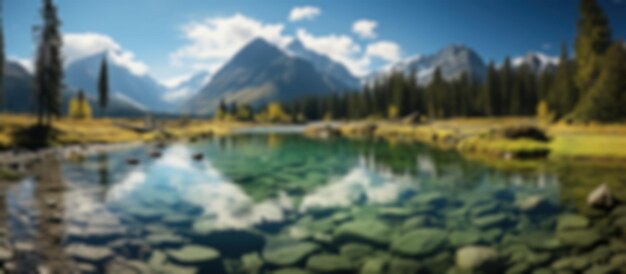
[471,202,500,217]
[557,229,602,249]
[557,214,590,231]
[388,257,423,274]
[472,214,510,229]
[583,264,619,274]
[273,268,312,274]
[334,219,391,246]
[377,207,414,219]
[390,229,448,257]
[360,258,387,274]
[411,192,448,207]
[339,243,374,261]
[105,259,152,274]
[66,244,114,264]
[242,252,264,274]
[450,230,483,247]
[146,233,186,248]
[306,254,354,273]
[587,183,616,209]
[456,246,501,272]
[610,253,626,269]
[551,256,590,271]
[165,245,221,266]
[0,246,13,261]
[263,239,319,266]
[516,195,555,213]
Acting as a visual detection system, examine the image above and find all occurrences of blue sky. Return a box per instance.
[5,0,626,85]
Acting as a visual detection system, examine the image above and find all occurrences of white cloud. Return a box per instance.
[288,6,321,22]
[352,19,378,39]
[366,41,401,62]
[170,13,292,75]
[296,28,370,76]
[64,33,149,76]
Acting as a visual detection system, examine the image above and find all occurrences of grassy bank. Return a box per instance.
[307,117,626,165]
[0,114,244,150]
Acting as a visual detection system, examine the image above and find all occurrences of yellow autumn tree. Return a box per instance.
[68,91,92,119]
[266,102,289,123]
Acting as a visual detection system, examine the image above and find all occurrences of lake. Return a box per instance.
[3,132,626,273]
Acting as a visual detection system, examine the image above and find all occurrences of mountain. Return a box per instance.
[65,51,172,113]
[185,38,350,114]
[163,71,211,106]
[365,44,487,86]
[512,52,558,74]
[287,39,361,89]
[3,61,36,113]
[2,60,145,117]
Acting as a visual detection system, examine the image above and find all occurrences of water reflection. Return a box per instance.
[2,134,625,273]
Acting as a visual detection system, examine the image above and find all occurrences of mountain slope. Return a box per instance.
[3,61,36,113]
[65,52,172,112]
[365,45,487,85]
[164,71,211,106]
[287,39,360,89]
[512,52,558,74]
[2,60,145,117]
[185,38,346,114]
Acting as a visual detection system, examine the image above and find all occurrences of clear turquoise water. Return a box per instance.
[4,133,626,273]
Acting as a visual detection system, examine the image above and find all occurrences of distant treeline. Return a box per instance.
[221,0,625,123]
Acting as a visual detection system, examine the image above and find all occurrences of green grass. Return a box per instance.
[550,134,626,160]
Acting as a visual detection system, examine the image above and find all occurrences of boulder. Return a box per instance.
[557,214,590,231]
[306,254,355,273]
[390,229,448,257]
[334,219,391,246]
[515,195,556,214]
[165,245,221,267]
[262,239,319,267]
[66,244,114,265]
[557,229,602,249]
[455,246,502,273]
[587,183,616,209]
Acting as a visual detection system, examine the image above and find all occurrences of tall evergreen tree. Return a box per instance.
[574,0,612,93]
[98,57,109,115]
[0,0,4,112]
[571,43,626,122]
[499,57,514,115]
[34,0,63,126]
[549,43,578,118]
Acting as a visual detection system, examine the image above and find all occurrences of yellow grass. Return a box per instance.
[0,114,243,149]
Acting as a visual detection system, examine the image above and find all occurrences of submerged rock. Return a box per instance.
[273,268,312,274]
[165,245,221,266]
[390,229,448,257]
[551,256,591,272]
[66,244,114,264]
[556,214,590,231]
[450,230,483,247]
[339,243,374,261]
[146,233,187,248]
[262,239,319,267]
[191,224,266,258]
[360,258,388,274]
[472,213,511,229]
[0,246,14,261]
[587,183,616,209]
[306,254,354,273]
[516,195,556,214]
[242,252,264,274]
[334,219,391,246]
[455,246,502,273]
[557,229,603,249]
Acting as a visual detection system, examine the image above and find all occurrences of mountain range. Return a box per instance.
[184,38,355,114]
[3,38,558,116]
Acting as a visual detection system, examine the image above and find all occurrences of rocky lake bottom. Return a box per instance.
[0,133,625,274]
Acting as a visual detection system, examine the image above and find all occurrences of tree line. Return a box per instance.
[0,0,110,125]
[224,0,624,123]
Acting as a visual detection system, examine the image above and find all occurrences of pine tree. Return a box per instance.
[0,0,4,112]
[574,0,612,93]
[499,57,514,115]
[98,57,109,115]
[549,43,578,118]
[570,43,626,122]
[34,0,63,126]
